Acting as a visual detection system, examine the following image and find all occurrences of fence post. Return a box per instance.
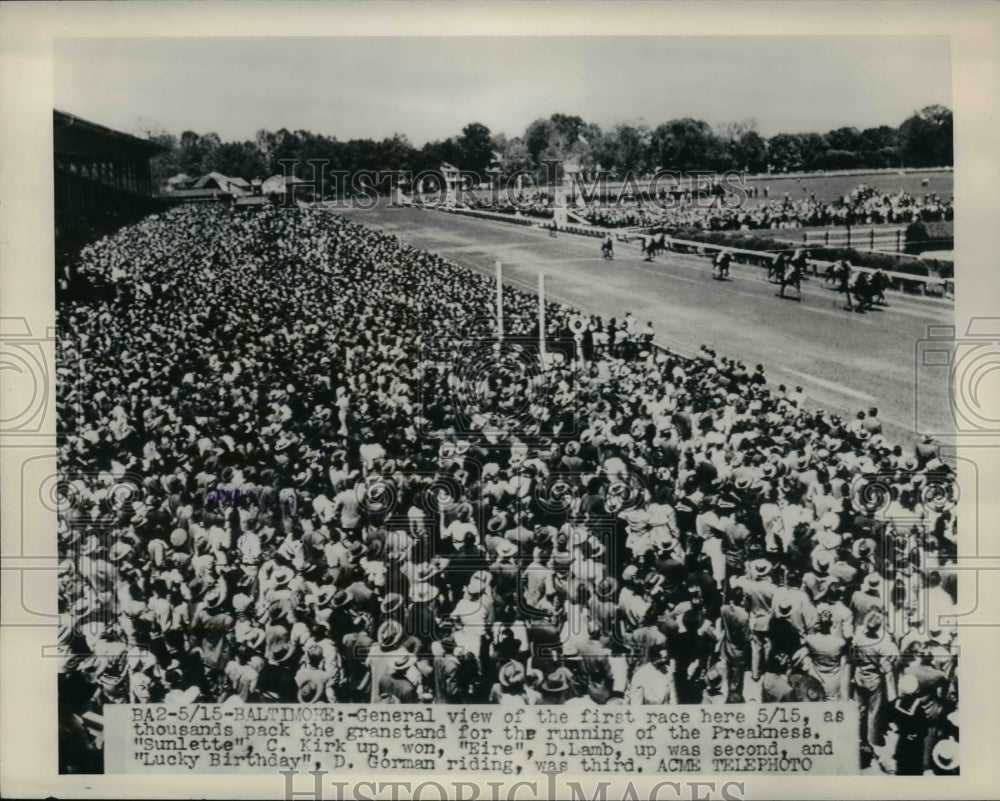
[896,229,902,252]
[870,229,875,250]
[846,224,851,249]
[824,230,829,246]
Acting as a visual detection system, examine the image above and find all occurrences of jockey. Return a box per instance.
[852,272,871,311]
[771,252,789,281]
[791,248,809,276]
[778,257,801,298]
[838,260,853,310]
[714,251,731,278]
[602,233,614,258]
[872,270,887,304]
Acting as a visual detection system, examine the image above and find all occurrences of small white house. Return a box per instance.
[261,173,306,195]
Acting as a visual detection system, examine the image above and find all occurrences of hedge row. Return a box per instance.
[905,220,955,255]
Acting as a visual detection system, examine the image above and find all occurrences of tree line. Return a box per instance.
[150,105,952,187]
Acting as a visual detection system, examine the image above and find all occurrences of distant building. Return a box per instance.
[193,172,250,195]
[261,173,306,195]
[166,172,254,202]
[53,109,166,264]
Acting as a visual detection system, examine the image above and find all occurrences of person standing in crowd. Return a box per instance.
[852,612,899,768]
[804,609,849,700]
[890,674,929,775]
[718,584,750,702]
[627,645,676,705]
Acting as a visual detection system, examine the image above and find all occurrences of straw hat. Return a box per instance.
[498,660,525,688]
[380,593,405,616]
[932,738,959,773]
[377,620,404,650]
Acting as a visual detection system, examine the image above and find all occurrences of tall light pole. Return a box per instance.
[538,273,547,363]
[495,261,504,341]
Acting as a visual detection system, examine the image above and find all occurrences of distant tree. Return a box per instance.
[767,133,803,172]
[588,130,620,177]
[611,123,651,175]
[255,128,303,176]
[651,118,723,173]
[207,141,265,180]
[456,123,495,174]
[824,127,863,154]
[858,125,900,168]
[525,118,556,166]
[148,133,180,185]
[717,119,757,144]
[574,122,603,169]
[860,125,899,152]
[494,134,533,178]
[814,148,861,171]
[375,133,417,172]
[415,139,459,174]
[899,105,953,167]
[549,114,587,146]
[177,131,208,176]
[732,130,767,174]
[797,133,829,171]
[154,104,951,195]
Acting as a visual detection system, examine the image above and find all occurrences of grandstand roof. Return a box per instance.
[54,109,166,159]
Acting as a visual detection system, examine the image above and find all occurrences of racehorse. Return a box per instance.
[834,260,854,310]
[851,272,876,312]
[870,269,889,305]
[824,262,842,286]
[601,235,614,260]
[642,232,666,261]
[792,248,812,277]
[776,261,802,299]
[769,253,790,283]
[712,250,732,280]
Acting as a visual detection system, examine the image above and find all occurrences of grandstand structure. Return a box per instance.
[53,109,166,265]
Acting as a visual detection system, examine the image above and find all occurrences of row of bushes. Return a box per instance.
[664,227,953,280]
[905,220,955,255]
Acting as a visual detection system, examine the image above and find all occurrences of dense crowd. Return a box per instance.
[468,192,554,219]
[579,184,954,232]
[57,202,959,776]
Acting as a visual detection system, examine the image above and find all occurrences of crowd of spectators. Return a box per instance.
[57,202,959,776]
[468,191,554,219]
[578,184,954,232]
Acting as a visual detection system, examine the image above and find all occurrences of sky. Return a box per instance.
[54,36,952,145]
